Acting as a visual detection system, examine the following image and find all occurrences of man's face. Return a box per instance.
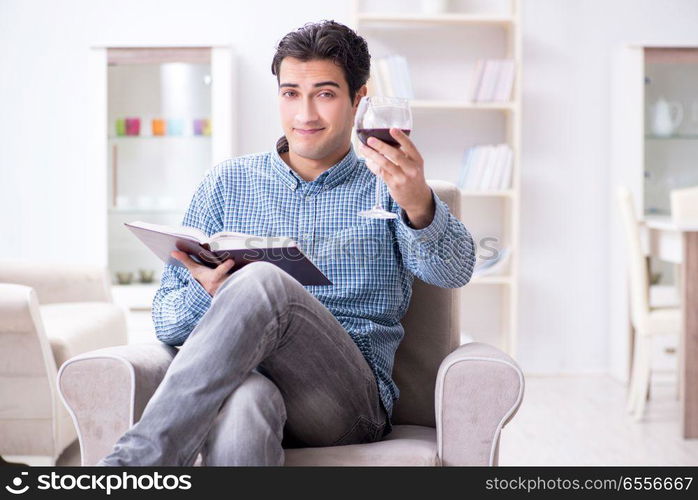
[278,57,364,164]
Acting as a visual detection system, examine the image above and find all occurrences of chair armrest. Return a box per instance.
[57,342,176,465]
[0,284,64,457]
[0,261,113,304]
[435,342,524,466]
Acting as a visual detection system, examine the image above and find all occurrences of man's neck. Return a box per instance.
[281,144,351,182]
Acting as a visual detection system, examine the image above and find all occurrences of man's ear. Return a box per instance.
[353,85,368,108]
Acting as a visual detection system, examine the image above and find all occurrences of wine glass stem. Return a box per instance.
[374,168,383,209]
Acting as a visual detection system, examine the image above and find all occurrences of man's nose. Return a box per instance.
[295,97,319,123]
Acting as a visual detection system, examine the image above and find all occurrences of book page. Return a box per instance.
[210,233,298,251]
[127,221,209,243]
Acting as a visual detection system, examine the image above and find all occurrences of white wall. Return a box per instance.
[2,0,698,375]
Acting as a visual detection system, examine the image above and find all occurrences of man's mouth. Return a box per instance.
[294,128,324,136]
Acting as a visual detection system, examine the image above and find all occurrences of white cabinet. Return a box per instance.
[610,44,698,381]
[89,46,236,285]
[89,46,236,343]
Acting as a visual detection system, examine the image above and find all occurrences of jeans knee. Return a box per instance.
[224,372,286,423]
[202,373,286,466]
[216,261,292,302]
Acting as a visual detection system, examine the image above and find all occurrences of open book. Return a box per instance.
[124,221,332,286]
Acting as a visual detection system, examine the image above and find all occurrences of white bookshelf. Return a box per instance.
[353,0,521,355]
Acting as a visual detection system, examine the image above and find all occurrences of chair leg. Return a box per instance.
[633,337,652,421]
[626,333,644,413]
[676,342,683,402]
[674,263,683,402]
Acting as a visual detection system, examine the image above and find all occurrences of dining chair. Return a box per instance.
[616,187,681,421]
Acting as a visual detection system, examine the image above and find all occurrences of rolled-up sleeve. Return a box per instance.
[394,189,476,288]
[152,165,225,346]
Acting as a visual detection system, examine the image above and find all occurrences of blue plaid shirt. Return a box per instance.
[152,137,476,419]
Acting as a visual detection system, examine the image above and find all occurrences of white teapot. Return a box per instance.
[651,97,683,137]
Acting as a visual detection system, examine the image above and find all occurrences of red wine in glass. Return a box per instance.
[357,128,411,147]
[355,96,413,219]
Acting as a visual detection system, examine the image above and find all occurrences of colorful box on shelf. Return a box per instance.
[125,118,140,136]
[167,118,184,136]
[152,119,166,136]
[115,118,126,136]
[114,117,211,137]
[193,118,212,136]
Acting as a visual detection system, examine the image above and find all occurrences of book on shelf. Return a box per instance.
[370,55,414,99]
[473,247,511,278]
[479,145,501,189]
[494,60,515,102]
[457,144,513,191]
[124,221,332,286]
[375,57,393,96]
[458,148,472,188]
[468,59,515,103]
[467,59,486,102]
[476,60,501,102]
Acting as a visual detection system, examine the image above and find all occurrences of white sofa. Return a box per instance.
[0,262,128,464]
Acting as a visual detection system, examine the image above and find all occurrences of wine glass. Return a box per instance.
[355,96,413,219]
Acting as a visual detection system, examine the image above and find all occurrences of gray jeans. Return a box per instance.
[99,261,388,466]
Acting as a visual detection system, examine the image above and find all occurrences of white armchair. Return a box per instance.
[0,262,128,464]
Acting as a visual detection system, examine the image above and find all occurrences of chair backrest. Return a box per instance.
[616,186,650,328]
[0,262,112,305]
[392,180,462,427]
[671,185,698,225]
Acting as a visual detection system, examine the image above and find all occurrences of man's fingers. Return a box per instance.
[360,144,406,185]
[170,251,200,272]
[365,136,406,165]
[213,258,236,279]
[389,127,422,162]
[360,143,401,176]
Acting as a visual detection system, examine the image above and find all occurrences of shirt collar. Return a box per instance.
[270,135,358,192]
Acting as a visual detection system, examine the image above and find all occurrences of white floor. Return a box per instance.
[499,374,698,465]
[55,373,698,466]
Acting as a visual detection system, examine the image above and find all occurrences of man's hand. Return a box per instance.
[170,250,236,297]
[358,128,435,229]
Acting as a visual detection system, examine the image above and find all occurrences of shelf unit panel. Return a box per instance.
[410,99,515,110]
[471,275,512,285]
[461,189,515,197]
[459,285,508,349]
[357,13,514,26]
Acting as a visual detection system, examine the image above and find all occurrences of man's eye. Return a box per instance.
[319,92,334,98]
[282,91,296,97]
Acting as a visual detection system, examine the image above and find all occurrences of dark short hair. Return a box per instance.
[271,20,371,102]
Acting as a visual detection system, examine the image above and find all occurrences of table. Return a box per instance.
[644,215,698,438]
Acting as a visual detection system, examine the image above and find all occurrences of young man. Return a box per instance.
[99,20,475,466]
